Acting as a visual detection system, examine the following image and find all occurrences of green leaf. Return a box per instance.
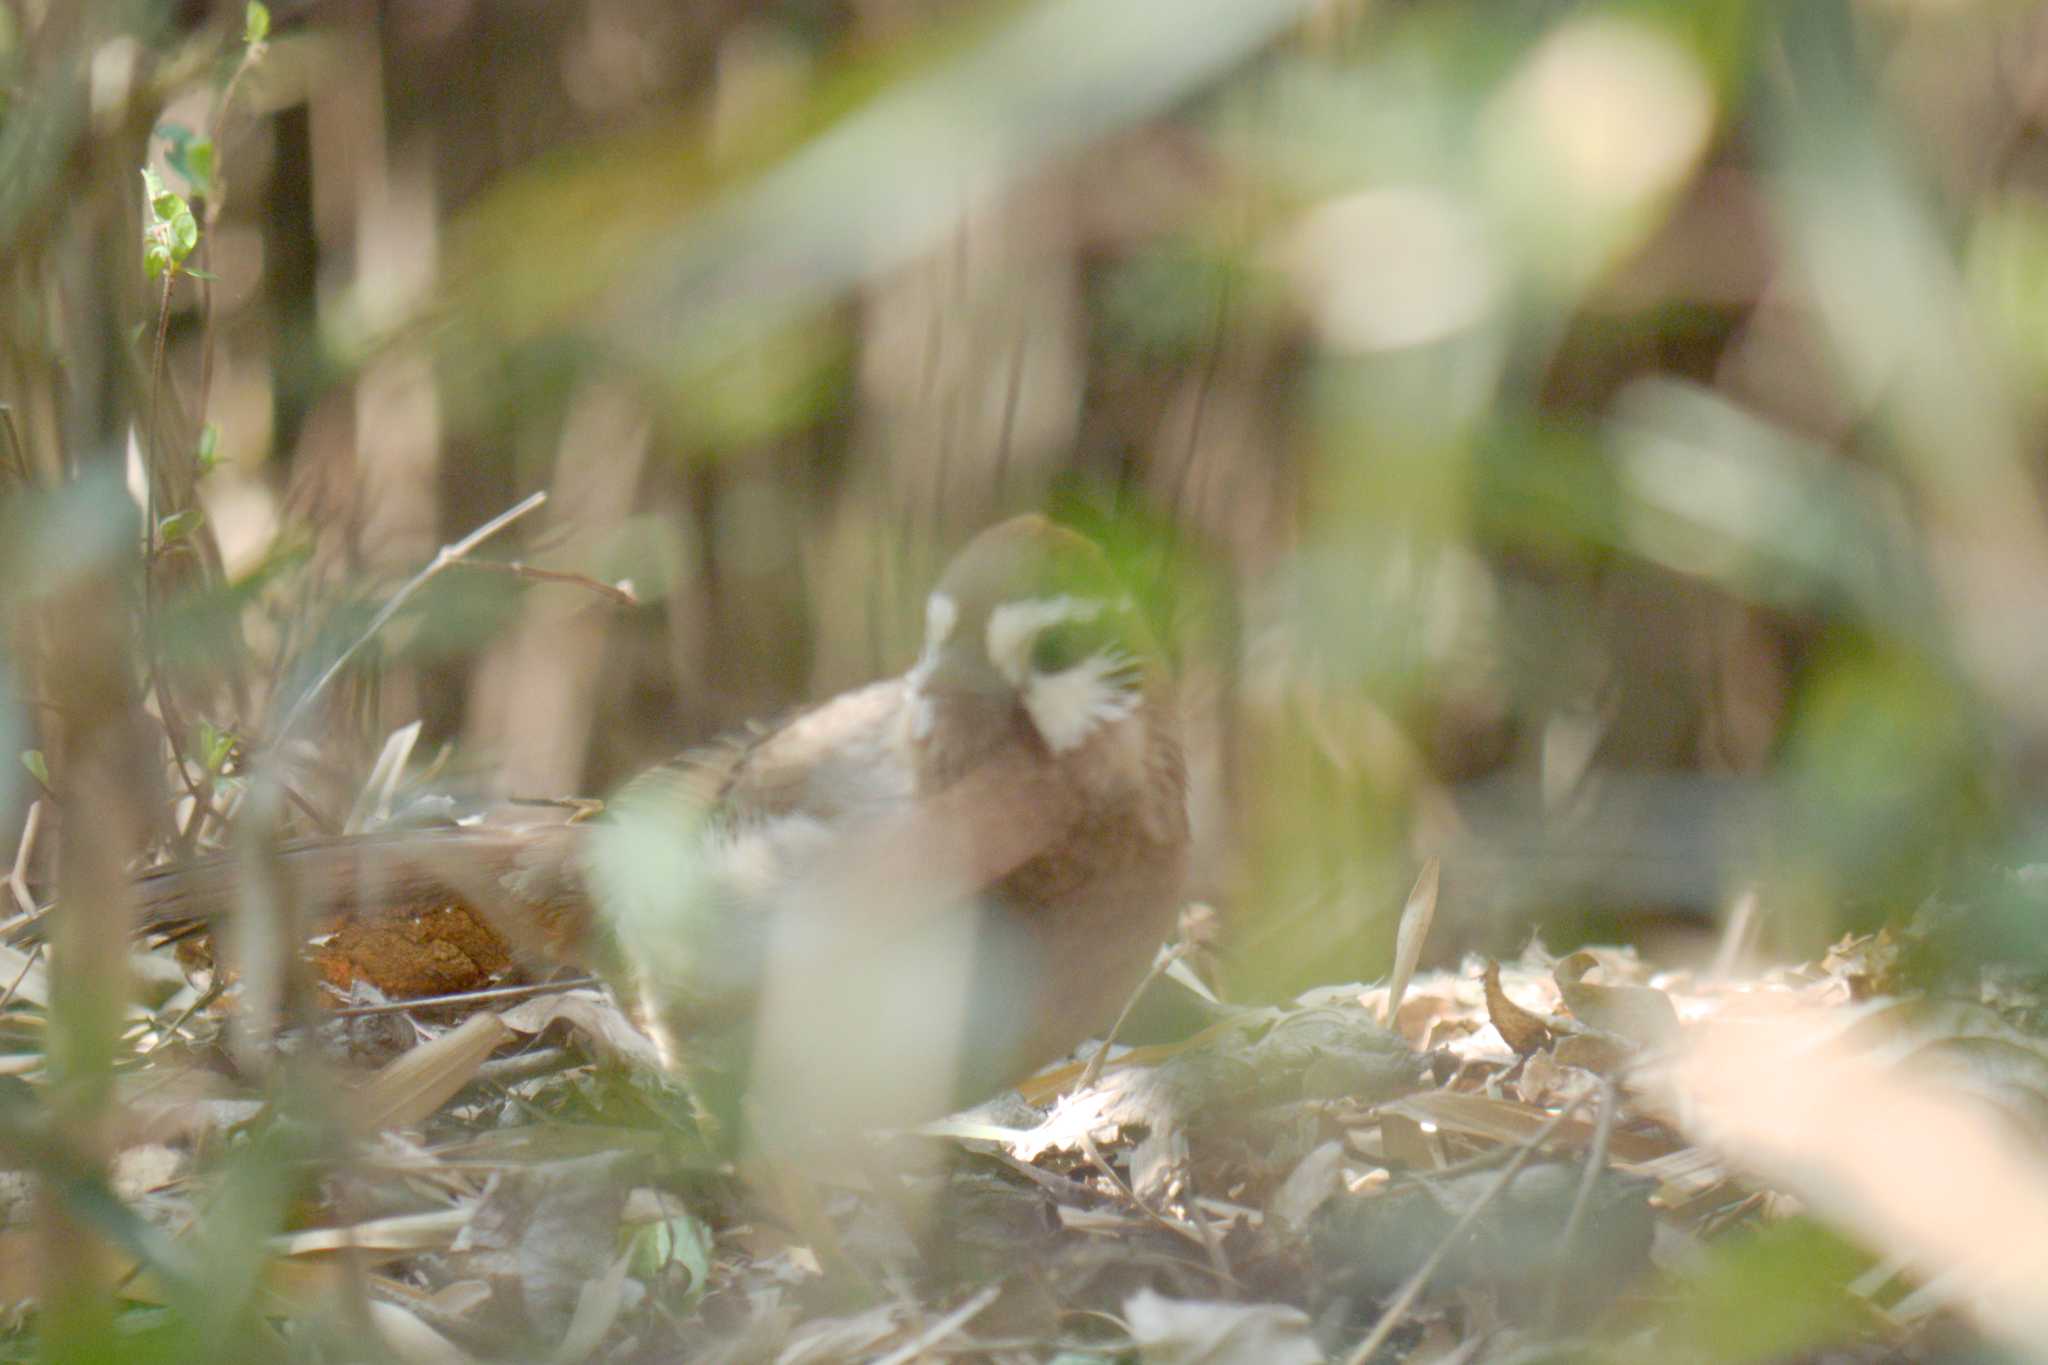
[244,1,269,44]
[626,1213,713,1307]
[173,139,217,199]
[19,751,47,788]
[195,423,221,474]
[157,508,204,544]
[140,167,200,274]
[197,722,236,774]
[169,205,198,257]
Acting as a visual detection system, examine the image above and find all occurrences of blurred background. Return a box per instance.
[8,0,2048,1004]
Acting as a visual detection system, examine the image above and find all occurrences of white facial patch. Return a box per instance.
[1023,650,1141,752]
[985,596,1139,754]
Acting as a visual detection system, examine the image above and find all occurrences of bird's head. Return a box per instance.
[907,516,1161,765]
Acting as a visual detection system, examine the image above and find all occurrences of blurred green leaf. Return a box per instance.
[243,1,269,45]
[1968,194,2048,391]
[158,124,215,199]
[196,721,236,774]
[194,423,220,475]
[1659,1218,1870,1363]
[1777,636,1996,932]
[626,1213,713,1308]
[155,509,203,545]
[18,749,46,789]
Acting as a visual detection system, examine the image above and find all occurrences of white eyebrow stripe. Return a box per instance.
[983,595,1101,687]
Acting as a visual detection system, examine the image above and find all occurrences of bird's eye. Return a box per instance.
[1030,620,1092,674]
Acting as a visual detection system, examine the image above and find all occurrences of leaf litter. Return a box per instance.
[2,862,2047,1362]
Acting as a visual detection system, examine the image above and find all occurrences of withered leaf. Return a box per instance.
[1483,959,1554,1057]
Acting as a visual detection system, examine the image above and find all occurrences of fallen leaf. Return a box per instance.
[1483,959,1554,1057]
[1122,1287,1323,1365]
[357,1011,512,1131]
[1554,951,1680,1049]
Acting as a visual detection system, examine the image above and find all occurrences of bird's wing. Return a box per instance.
[713,677,917,829]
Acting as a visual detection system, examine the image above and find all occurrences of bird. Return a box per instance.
[124,514,1190,1131]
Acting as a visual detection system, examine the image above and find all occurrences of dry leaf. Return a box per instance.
[1381,858,1439,1026]
[1122,1287,1323,1365]
[1383,1090,1674,1164]
[549,1250,635,1365]
[1553,950,1680,1049]
[1270,1140,1347,1231]
[357,1011,512,1131]
[276,1209,474,1258]
[500,988,665,1071]
[367,1298,474,1365]
[1483,959,1554,1057]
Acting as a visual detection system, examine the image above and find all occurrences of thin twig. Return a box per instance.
[139,978,228,1059]
[872,1284,1002,1365]
[1341,1086,1598,1365]
[1159,256,1232,576]
[272,491,547,747]
[7,801,43,920]
[1078,939,1189,1091]
[1543,1076,1618,1331]
[330,974,600,1020]
[1077,1125,1235,1286]
[448,558,640,607]
[141,263,212,847]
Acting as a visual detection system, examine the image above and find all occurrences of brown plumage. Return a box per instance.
[120,515,1188,1116]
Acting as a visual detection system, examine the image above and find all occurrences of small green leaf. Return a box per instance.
[626,1214,712,1305]
[168,206,198,257]
[197,722,236,774]
[244,2,269,44]
[140,167,200,275]
[181,266,217,282]
[195,424,221,474]
[19,751,47,788]
[157,509,204,544]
